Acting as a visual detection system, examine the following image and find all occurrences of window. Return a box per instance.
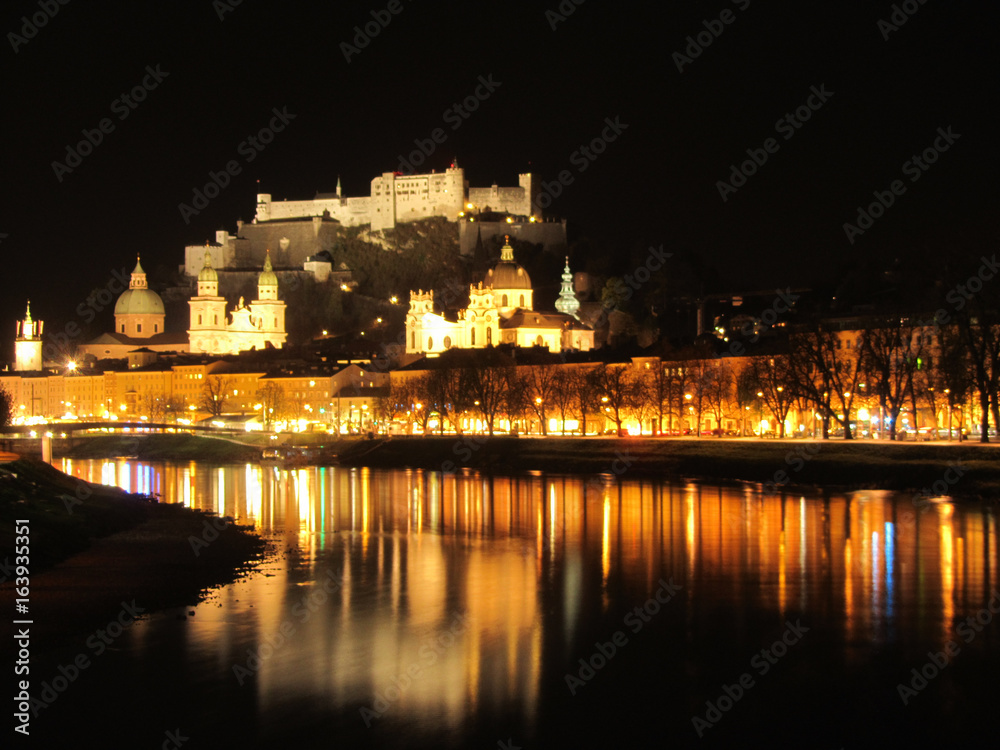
[154,324,158,333]
[136,323,142,333]
[502,294,508,307]
[214,315,218,325]
[520,294,525,307]
[487,328,492,344]
[121,324,125,333]
[411,332,416,349]
[427,336,433,350]
[444,336,452,349]
[471,328,476,345]
[198,315,203,325]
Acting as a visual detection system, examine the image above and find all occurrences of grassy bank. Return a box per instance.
[338,436,1000,498]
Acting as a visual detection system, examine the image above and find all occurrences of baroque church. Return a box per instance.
[77,254,287,360]
[405,238,593,354]
[188,249,287,354]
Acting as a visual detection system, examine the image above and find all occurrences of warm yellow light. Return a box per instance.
[466,203,474,209]
[390,296,399,304]
[67,361,77,371]
[341,284,350,291]
[858,408,870,421]
[506,217,513,224]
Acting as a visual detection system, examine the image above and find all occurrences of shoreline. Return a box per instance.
[0,458,265,662]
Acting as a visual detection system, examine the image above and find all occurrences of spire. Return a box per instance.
[130,255,148,290]
[336,176,342,197]
[500,235,514,262]
[24,300,32,325]
[555,256,581,319]
[263,249,273,274]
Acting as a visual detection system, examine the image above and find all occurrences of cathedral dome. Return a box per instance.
[115,257,165,316]
[115,288,165,316]
[485,238,531,290]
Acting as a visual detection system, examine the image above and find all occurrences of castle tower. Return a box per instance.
[187,249,228,353]
[249,250,287,346]
[554,256,581,318]
[114,256,165,338]
[14,301,43,371]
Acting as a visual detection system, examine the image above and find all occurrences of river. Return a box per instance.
[44,458,1000,748]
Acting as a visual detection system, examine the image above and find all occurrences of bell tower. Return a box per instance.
[15,301,43,371]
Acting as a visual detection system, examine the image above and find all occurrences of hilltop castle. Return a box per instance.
[254,163,537,231]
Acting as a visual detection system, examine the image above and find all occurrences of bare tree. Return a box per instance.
[523,364,559,435]
[255,381,285,429]
[750,356,796,438]
[591,363,634,436]
[200,376,233,417]
[862,318,923,440]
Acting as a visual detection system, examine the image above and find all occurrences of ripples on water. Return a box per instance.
[54,459,999,748]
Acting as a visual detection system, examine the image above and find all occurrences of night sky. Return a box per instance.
[2,0,997,344]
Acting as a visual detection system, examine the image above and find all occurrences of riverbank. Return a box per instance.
[0,458,264,656]
[338,435,1000,498]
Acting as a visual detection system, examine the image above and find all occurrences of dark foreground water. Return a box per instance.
[38,459,1000,748]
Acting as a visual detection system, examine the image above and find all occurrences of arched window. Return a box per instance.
[154,324,158,333]
[121,323,126,333]
[427,336,433,350]
[411,331,416,349]
[520,294,525,307]
[136,323,142,333]
[444,336,452,349]
[536,335,544,346]
[471,328,476,345]
[502,294,508,307]
[198,315,203,326]
[214,315,218,325]
[486,328,492,345]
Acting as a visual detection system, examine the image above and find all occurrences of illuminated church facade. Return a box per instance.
[188,249,287,355]
[405,239,593,355]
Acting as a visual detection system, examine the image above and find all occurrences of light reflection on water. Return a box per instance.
[56,458,1000,747]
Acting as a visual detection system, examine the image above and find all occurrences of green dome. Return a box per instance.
[115,288,165,315]
[259,251,278,286]
[198,250,218,283]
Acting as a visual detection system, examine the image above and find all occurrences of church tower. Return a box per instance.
[554,256,581,318]
[250,250,287,347]
[188,249,228,353]
[15,301,43,371]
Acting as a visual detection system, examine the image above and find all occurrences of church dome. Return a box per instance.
[115,288,165,315]
[485,238,531,290]
[115,257,165,315]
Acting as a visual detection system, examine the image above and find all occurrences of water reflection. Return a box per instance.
[57,458,1000,746]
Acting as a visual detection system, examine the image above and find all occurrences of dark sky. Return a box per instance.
[2,0,997,342]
